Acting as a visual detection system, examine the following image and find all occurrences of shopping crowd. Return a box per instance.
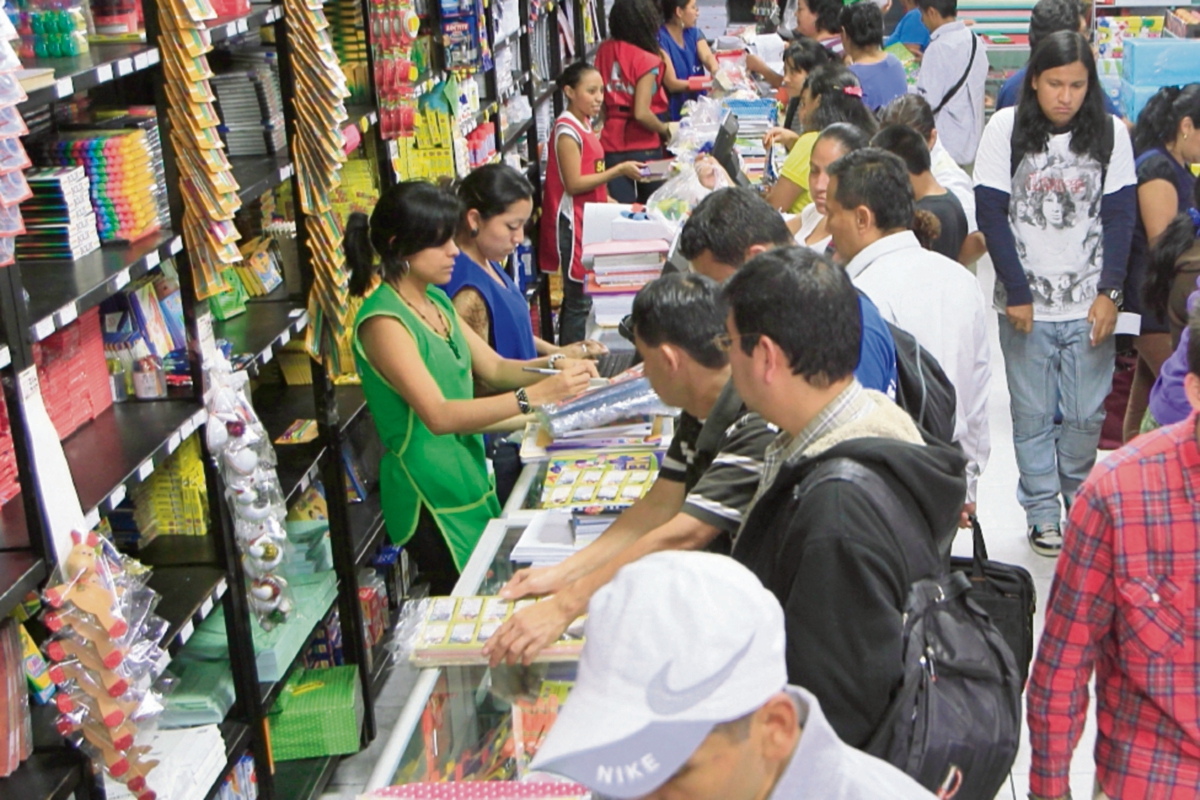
[347,0,1200,795]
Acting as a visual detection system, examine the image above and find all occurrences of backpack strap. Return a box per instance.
[784,457,940,580]
[930,32,977,116]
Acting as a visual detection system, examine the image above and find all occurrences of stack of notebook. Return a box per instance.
[582,238,669,326]
[211,54,287,157]
[16,166,101,260]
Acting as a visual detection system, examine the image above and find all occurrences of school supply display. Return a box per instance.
[16,166,99,259]
[398,595,586,666]
[103,724,228,800]
[0,617,32,778]
[536,449,661,512]
[0,12,32,268]
[510,509,596,567]
[35,307,114,441]
[210,51,287,157]
[266,664,363,761]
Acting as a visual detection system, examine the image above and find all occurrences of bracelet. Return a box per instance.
[514,387,532,414]
[548,353,566,369]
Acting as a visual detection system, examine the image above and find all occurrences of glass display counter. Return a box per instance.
[501,462,548,520]
[364,516,575,792]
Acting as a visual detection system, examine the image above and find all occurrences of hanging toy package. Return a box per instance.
[204,351,294,630]
[41,531,168,800]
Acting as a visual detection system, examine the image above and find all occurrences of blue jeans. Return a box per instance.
[997,316,1115,527]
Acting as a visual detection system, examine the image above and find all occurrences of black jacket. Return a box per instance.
[732,434,967,749]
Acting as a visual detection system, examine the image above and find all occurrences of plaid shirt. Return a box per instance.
[1028,414,1200,799]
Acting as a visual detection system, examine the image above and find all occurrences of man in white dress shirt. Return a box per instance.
[915,0,988,167]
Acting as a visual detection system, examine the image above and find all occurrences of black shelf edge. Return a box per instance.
[208,3,284,45]
[534,82,556,107]
[211,288,308,375]
[229,150,293,203]
[18,41,162,112]
[0,749,87,800]
[201,720,253,800]
[23,230,182,343]
[502,118,534,153]
[148,565,228,657]
[272,754,340,800]
[61,399,208,522]
[350,489,385,568]
[259,592,338,709]
[0,551,45,618]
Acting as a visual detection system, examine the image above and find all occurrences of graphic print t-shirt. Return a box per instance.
[973,107,1136,322]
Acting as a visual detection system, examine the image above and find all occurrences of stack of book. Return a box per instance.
[211,53,287,157]
[16,166,101,260]
[581,238,669,326]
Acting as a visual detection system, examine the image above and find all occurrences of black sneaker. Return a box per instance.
[1028,523,1063,557]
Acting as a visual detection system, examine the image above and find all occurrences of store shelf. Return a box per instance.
[0,550,44,618]
[208,3,284,45]
[149,565,228,655]
[0,749,87,800]
[212,287,308,375]
[273,755,340,800]
[23,230,183,343]
[201,721,253,800]
[351,489,385,567]
[230,150,293,203]
[495,28,522,50]
[369,621,396,700]
[259,592,338,708]
[18,41,161,111]
[533,82,556,107]
[61,399,208,523]
[502,118,534,153]
[138,533,219,567]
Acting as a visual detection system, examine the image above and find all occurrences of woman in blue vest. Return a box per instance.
[658,0,718,121]
[444,163,607,394]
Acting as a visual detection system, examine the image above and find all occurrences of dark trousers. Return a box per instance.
[405,506,460,595]
[558,213,592,345]
[605,148,664,204]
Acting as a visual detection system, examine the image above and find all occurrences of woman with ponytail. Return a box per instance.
[1144,185,1200,431]
[349,182,596,592]
[1122,83,1200,442]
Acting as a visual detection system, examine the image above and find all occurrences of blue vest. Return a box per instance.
[441,252,538,361]
[658,25,705,121]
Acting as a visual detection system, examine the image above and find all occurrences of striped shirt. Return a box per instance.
[660,379,776,535]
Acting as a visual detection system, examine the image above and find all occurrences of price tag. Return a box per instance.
[107,484,127,510]
[197,313,217,365]
[294,312,309,332]
[236,18,249,32]
[147,49,160,65]
[55,303,78,327]
[113,268,131,290]
[215,577,227,598]
[260,346,274,364]
[170,237,183,254]
[116,58,133,76]
[280,164,293,181]
[154,650,171,676]
[268,6,281,22]
[0,346,10,370]
[84,508,101,530]
[278,329,290,346]
[137,459,154,481]
[199,596,214,618]
[166,431,182,454]
[32,317,56,341]
[225,21,238,37]
[96,64,114,84]
[178,619,195,645]
[133,52,149,70]
[288,309,304,318]
[55,77,73,97]
[18,368,38,402]
[180,418,195,440]
[299,470,311,493]
[145,250,161,269]
[193,408,208,428]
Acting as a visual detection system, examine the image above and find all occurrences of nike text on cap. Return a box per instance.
[531,551,788,798]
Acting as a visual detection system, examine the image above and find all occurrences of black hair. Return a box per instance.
[803,65,879,135]
[827,147,941,247]
[630,272,728,369]
[721,246,861,386]
[679,187,793,268]
[557,60,600,90]
[609,0,663,56]
[1014,31,1107,164]
[1133,84,1200,155]
[878,93,936,141]
[816,121,872,152]
[783,35,830,74]
[1028,0,1085,51]
[871,124,932,174]
[1189,304,1200,378]
[661,0,690,23]
[915,0,956,17]
[1145,180,1200,320]
[801,0,844,35]
[346,181,462,297]
[455,163,533,235]
[840,1,884,49]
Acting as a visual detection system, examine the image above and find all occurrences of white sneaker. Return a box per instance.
[1028,523,1063,557]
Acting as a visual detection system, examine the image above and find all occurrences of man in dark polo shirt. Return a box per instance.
[483,272,777,666]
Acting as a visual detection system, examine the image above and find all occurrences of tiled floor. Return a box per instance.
[322,256,1105,799]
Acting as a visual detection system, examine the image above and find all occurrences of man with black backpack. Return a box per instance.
[725,249,1020,797]
[974,31,1136,556]
[915,0,988,167]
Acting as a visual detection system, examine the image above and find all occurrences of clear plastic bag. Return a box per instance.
[537,368,676,438]
[644,156,733,231]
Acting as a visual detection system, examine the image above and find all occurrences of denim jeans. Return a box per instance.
[997,316,1115,527]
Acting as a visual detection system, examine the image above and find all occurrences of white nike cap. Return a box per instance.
[531,551,788,798]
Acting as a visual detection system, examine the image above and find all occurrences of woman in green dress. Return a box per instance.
[347,182,596,593]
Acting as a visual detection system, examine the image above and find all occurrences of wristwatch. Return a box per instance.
[514,387,532,414]
[1100,288,1124,308]
[548,353,566,369]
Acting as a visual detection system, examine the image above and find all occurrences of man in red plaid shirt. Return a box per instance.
[1027,314,1200,800]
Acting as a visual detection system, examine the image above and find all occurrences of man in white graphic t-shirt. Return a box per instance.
[973,31,1136,557]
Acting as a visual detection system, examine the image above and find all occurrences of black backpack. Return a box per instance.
[886,321,958,447]
[796,459,1021,800]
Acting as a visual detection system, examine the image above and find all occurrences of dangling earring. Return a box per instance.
[470,228,479,237]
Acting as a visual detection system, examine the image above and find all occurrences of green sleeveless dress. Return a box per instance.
[352,282,501,570]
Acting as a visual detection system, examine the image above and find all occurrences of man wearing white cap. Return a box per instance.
[532,550,935,799]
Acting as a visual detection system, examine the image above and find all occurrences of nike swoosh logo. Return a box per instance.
[644,635,754,716]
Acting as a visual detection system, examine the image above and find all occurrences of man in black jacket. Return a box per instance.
[722,246,968,750]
